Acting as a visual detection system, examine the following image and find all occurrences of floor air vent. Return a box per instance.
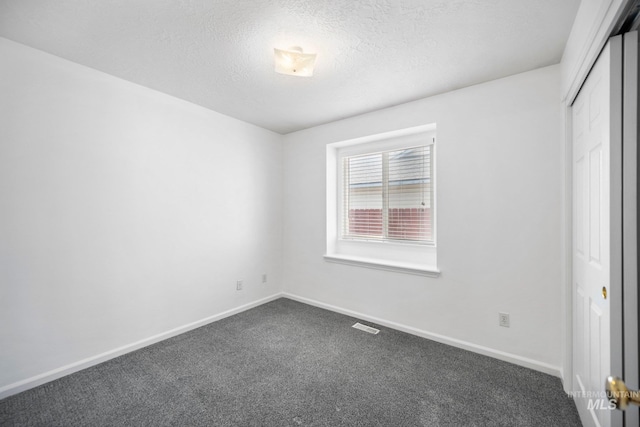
[352,322,380,334]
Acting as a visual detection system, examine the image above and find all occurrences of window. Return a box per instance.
[341,145,433,244]
[325,124,439,277]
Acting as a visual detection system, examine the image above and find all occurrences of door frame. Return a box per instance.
[563,2,638,396]
[622,30,639,427]
[564,28,639,427]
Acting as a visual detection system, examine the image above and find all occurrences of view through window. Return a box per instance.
[341,144,433,244]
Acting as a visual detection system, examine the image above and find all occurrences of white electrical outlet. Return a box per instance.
[499,312,510,328]
[262,274,267,283]
[236,280,243,291]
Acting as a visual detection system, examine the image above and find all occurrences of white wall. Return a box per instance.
[282,65,564,373]
[0,38,283,393]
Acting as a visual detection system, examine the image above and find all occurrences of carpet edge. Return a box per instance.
[0,293,284,400]
[282,292,562,378]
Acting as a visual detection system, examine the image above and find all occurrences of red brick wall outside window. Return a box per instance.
[348,208,432,242]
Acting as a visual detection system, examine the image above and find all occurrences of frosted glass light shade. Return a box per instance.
[274,46,317,77]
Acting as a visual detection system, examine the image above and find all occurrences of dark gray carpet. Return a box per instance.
[0,298,581,426]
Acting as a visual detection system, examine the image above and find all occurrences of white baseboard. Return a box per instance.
[560,367,572,394]
[2,291,562,400]
[283,292,562,378]
[0,293,283,400]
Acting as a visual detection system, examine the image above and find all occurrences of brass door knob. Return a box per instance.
[606,376,640,409]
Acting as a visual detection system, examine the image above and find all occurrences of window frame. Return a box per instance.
[325,124,439,277]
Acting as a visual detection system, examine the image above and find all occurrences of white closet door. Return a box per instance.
[572,34,623,427]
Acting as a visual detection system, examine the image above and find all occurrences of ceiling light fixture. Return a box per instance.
[274,46,317,77]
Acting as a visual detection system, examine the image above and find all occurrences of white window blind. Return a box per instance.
[342,144,433,244]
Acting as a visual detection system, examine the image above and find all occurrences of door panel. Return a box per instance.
[589,146,602,264]
[572,36,618,427]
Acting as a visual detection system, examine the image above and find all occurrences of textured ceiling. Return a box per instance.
[0,0,580,134]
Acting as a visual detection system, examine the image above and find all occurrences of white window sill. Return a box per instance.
[323,254,440,277]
